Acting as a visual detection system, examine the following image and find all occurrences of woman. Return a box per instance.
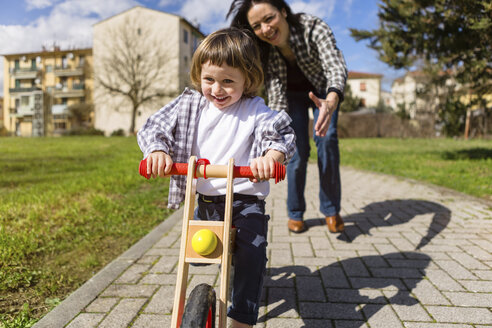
[228,0,347,234]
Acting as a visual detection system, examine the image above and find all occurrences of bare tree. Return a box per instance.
[95,17,178,134]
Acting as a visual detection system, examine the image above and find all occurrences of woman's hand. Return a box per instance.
[146,151,173,178]
[309,91,339,137]
[250,149,285,183]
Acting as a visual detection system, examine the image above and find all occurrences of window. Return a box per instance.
[46,65,53,72]
[137,28,141,36]
[360,98,366,107]
[79,55,85,67]
[183,29,188,44]
[360,82,366,92]
[31,59,36,69]
[14,59,20,69]
[62,56,68,68]
[21,96,30,106]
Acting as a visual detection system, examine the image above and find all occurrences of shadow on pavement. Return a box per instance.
[259,252,431,327]
[335,199,451,249]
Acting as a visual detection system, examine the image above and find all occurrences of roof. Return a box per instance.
[348,71,383,79]
[2,47,92,58]
[93,6,205,37]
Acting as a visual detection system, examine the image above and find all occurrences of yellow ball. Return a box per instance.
[191,229,217,255]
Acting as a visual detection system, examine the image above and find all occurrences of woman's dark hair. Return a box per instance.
[227,0,301,63]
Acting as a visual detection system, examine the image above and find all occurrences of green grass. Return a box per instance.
[1,136,491,327]
[0,136,172,326]
[310,138,492,200]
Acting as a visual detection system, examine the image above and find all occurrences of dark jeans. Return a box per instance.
[286,91,341,220]
[193,194,269,325]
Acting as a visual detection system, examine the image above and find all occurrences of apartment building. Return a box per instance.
[93,6,204,135]
[346,71,383,108]
[2,47,93,136]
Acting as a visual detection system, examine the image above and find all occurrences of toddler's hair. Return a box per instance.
[190,27,263,97]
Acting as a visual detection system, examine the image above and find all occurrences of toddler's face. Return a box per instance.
[201,61,246,110]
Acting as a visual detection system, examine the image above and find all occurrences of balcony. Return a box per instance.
[10,67,40,79]
[9,87,42,94]
[16,106,34,117]
[53,86,85,98]
[54,65,84,77]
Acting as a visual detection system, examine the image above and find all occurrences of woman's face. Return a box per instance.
[247,3,290,48]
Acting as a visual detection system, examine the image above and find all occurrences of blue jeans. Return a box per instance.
[193,195,268,325]
[286,91,341,220]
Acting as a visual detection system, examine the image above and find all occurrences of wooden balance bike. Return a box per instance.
[139,156,285,328]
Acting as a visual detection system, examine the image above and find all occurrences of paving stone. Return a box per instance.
[443,291,492,307]
[261,318,306,327]
[362,304,403,328]
[334,320,369,328]
[66,313,105,328]
[299,302,363,320]
[424,269,464,291]
[404,323,473,328]
[131,314,170,327]
[447,252,490,270]
[270,249,293,266]
[266,287,299,318]
[98,298,147,328]
[85,297,119,313]
[115,264,151,284]
[426,306,492,324]
[149,255,178,273]
[101,284,158,298]
[320,266,350,288]
[472,269,492,280]
[139,273,175,285]
[296,276,326,302]
[292,244,315,258]
[404,279,450,305]
[143,285,175,314]
[433,260,477,280]
[459,280,492,292]
[326,288,386,304]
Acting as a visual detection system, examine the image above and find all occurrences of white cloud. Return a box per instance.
[289,0,335,21]
[25,0,58,10]
[178,0,230,33]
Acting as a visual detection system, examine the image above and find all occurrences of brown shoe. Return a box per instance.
[288,219,306,233]
[326,214,344,233]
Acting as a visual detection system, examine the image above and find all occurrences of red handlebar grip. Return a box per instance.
[139,159,286,183]
[139,159,188,179]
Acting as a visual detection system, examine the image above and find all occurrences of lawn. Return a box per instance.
[336,138,492,201]
[0,136,172,327]
[1,136,491,327]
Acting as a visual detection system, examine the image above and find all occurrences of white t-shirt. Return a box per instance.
[192,97,270,197]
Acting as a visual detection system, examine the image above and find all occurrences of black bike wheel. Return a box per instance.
[180,283,216,328]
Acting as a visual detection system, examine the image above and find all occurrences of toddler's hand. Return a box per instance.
[250,156,277,183]
[147,151,173,178]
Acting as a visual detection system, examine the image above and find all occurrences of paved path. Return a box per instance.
[34,164,492,328]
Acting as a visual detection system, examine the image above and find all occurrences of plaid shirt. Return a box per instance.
[137,88,296,209]
[265,14,348,111]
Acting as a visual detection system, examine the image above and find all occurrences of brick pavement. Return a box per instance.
[34,164,492,328]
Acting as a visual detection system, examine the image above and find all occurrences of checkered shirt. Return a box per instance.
[265,14,348,111]
[137,88,296,209]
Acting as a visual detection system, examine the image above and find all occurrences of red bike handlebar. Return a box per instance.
[139,158,285,184]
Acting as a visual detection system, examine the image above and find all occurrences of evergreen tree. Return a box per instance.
[350,0,491,135]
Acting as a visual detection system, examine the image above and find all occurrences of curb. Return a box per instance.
[32,208,183,328]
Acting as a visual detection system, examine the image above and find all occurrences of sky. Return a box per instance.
[0,0,405,97]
